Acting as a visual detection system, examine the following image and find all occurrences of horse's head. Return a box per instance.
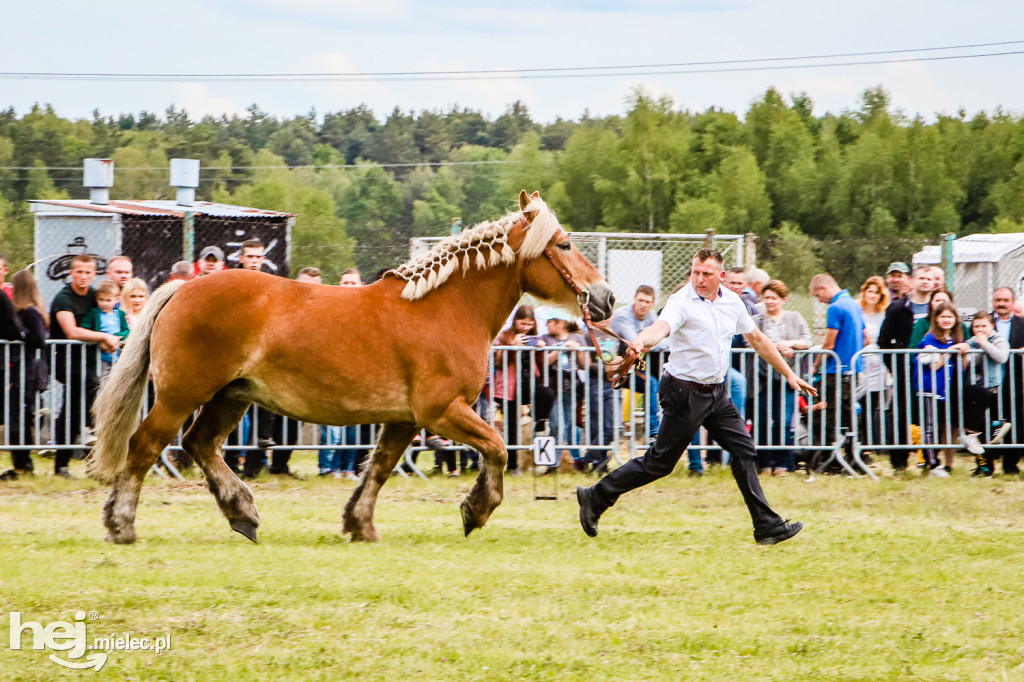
[512,190,615,322]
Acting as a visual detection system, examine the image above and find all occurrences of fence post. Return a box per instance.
[941,233,956,293]
[744,232,757,270]
[704,228,715,250]
[183,210,194,261]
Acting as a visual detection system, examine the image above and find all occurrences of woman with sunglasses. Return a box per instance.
[752,279,810,476]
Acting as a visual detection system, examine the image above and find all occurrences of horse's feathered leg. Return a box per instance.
[181,392,260,543]
[342,423,418,542]
[102,400,191,544]
[427,398,508,536]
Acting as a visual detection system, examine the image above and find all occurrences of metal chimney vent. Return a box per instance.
[83,158,114,205]
[170,158,200,207]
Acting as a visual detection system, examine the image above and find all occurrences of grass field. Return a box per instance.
[3,453,1024,681]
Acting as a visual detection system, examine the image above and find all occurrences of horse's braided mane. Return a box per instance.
[387,197,562,300]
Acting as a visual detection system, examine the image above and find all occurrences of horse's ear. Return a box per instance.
[518,190,529,211]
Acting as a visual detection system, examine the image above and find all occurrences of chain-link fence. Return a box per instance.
[914,233,1024,316]
[411,231,747,307]
[29,201,294,303]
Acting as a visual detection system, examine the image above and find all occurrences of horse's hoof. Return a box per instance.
[230,518,259,543]
[104,531,136,545]
[460,501,477,537]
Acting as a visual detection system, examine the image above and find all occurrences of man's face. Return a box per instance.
[929,267,944,290]
[106,259,133,286]
[994,289,1015,318]
[240,247,265,271]
[723,271,745,295]
[339,274,362,287]
[632,293,655,319]
[886,271,909,294]
[693,259,725,299]
[912,269,933,295]
[70,261,96,293]
[199,256,223,275]
[810,283,832,304]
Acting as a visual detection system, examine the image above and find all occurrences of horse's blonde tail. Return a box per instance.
[87,280,187,483]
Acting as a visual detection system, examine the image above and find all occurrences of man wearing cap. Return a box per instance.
[878,264,935,472]
[577,248,816,545]
[885,262,911,300]
[196,246,226,276]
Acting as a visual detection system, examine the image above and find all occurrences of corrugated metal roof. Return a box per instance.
[29,199,295,218]
[914,234,1024,264]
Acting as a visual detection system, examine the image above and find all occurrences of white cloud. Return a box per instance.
[172,84,246,118]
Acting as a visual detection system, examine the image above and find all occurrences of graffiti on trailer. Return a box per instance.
[46,238,109,282]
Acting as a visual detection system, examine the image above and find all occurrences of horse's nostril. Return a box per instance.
[608,293,616,309]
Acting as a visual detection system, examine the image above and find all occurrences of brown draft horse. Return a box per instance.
[89,191,615,544]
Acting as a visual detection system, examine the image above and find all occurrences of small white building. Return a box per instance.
[914,233,1024,315]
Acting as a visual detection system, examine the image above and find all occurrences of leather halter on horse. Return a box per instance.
[534,225,646,390]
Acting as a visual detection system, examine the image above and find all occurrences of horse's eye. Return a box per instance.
[556,241,571,251]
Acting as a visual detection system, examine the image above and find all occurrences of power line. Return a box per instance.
[1,40,1021,82]
[0,160,521,171]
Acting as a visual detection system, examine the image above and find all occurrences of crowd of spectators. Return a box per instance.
[6,244,1024,482]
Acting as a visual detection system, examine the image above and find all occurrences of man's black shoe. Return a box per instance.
[576,486,602,538]
[754,519,803,546]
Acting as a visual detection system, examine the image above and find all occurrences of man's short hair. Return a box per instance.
[635,284,655,298]
[809,273,838,290]
[994,286,1016,301]
[241,239,264,252]
[745,268,770,286]
[342,268,361,277]
[726,266,745,276]
[95,280,120,298]
[912,264,932,277]
[298,267,321,278]
[693,248,724,266]
[71,254,96,268]
[107,255,132,267]
[171,261,193,277]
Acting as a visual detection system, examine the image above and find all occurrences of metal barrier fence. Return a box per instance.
[13,341,1019,481]
[3,341,856,480]
[849,347,1024,480]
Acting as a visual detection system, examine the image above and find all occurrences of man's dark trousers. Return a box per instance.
[591,373,783,534]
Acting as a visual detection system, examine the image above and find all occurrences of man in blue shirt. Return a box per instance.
[609,285,665,441]
[810,274,865,463]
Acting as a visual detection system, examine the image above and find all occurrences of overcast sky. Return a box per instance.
[4,0,1023,124]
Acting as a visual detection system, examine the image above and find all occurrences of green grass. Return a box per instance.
[2,453,1024,681]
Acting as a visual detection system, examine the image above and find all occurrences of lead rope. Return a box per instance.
[542,245,645,389]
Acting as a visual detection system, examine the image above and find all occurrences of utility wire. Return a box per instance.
[0,160,521,171]
[1,40,1021,82]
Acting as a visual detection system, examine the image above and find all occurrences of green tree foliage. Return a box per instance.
[594,91,691,232]
[760,221,824,288]
[2,89,1024,285]
[213,150,353,284]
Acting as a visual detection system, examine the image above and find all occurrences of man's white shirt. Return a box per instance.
[656,283,756,384]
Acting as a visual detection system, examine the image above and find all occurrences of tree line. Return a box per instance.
[1,86,1023,287]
